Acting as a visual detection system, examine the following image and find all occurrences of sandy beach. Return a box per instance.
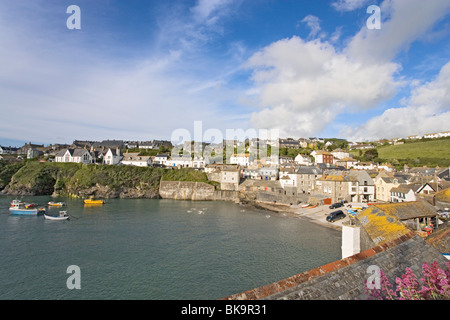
[241,200,362,231]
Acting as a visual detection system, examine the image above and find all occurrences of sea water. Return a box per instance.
[0,195,341,299]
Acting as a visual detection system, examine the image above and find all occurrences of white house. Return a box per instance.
[311,150,333,165]
[335,157,358,169]
[154,154,169,166]
[279,174,296,188]
[259,166,278,181]
[389,184,421,202]
[378,163,395,172]
[423,133,440,139]
[230,153,252,167]
[103,148,123,165]
[242,168,261,180]
[353,162,377,170]
[120,153,152,167]
[294,154,312,166]
[439,131,450,138]
[55,148,93,164]
[0,146,18,154]
[192,156,209,169]
[347,170,376,203]
[416,183,437,195]
[168,155,193,168]
[331,149,351,160]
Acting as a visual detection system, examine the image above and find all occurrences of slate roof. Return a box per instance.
[369,201,438,221]
[390,183,422,194]
[435,187,450,203]
[426,221,450,254]
[356,204,412,245]
[223,233,448,300]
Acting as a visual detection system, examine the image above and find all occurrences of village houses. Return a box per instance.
[120,153,152,167]
[311,150,334,165]
[103,148,123,165]
[55,148,94,164]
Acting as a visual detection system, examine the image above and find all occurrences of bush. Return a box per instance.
[365,261,450,300]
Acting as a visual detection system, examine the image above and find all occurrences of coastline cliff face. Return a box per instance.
[1,161,163,199]
[1,161,218,200]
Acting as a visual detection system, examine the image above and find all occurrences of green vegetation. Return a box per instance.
[161,168,220,188]
[350,137,450,168]
[67,164,164,193]
[377,138,450,168]
[3,160,219,196]
[6,161,82,195]
[0,160,25,189]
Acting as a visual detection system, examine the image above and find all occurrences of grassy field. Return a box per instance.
[377,138,450,167]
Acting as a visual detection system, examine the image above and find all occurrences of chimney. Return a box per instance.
[342,218,361,259]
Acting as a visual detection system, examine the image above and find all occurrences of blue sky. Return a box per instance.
[0,0,449,147]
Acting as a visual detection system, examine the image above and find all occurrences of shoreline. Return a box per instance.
[1,191,344,232]
[236,199,344,231]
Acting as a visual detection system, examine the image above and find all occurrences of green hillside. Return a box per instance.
[377,138,450,167]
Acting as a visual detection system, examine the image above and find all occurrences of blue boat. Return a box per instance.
[9,200,46,215]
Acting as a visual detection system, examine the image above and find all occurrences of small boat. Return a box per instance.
[48,201,65,207]
[44,211,69,220]
[84,198,104,204]
[9,200,45,215]
[307,204,318,209]
[301,204,311,208]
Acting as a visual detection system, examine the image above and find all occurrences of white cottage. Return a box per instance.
[103,148,123,165]
[120,153,152,167]
[294,154,312,166]
[55,148,93,164]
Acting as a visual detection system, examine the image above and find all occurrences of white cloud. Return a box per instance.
[0,1,248,145]
[332,0,371,12]
[301,15,322,39]
[344,62,450,140]
[190,0,236,25]
[245,36,400,138]
[347,0,450,63]
[245,0,450,140]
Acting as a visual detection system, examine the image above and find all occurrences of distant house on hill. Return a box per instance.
[17,143,45,155]
[335,157,358,169]
[55,148,94,164]
[92,140,124,152]
[0,146,19,155]
[103,148,123,165]
[294,154,312,166]
[120,153,152,167]
[311,150,333,165]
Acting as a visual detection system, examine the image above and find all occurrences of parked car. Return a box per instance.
[329,202,344,209]
[326,210,346,223]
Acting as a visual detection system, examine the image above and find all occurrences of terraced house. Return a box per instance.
[317,170,375,203]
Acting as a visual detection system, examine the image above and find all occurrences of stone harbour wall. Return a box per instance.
[159,181,215,201]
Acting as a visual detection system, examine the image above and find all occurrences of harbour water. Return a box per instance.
[0,195,341,300]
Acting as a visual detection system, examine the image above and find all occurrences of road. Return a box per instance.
[292,203,367,231]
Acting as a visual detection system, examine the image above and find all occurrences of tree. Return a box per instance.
[363,148,378,161]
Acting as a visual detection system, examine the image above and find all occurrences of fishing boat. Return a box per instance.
[44,211,69,221]
[9,200,45,215]
[48,201,65,207]
[84,198,104,204]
